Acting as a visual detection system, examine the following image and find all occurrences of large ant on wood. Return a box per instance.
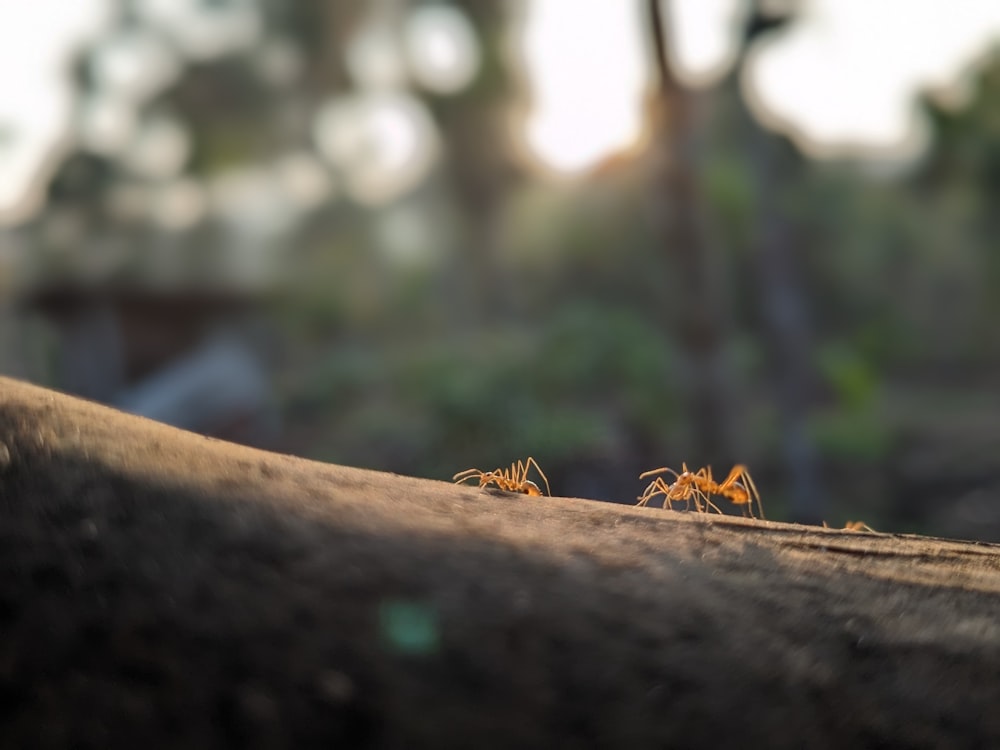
[453,457,551,497]
[637,463,764,519]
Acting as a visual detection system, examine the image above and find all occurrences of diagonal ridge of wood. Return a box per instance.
[2,376,1000,748]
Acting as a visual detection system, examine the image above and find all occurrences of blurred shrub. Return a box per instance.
[284,301,681,481]
[811,341,891,462]
[535,302,679,431]
[815,341,878,412]
[808,409,892,464]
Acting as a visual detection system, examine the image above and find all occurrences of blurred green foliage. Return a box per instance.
[288,301,680,484]
[16,6,1000,535]
[815,342,878,412]
[274,52,1000,529]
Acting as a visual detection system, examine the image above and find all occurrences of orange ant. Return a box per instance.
[453,457,551,497]
[637,464,721,514]
[823,520,876,532]
[637,463,764,519]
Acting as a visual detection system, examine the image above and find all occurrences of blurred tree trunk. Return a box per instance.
[741,7,827,524]
[746,130,827,523]
[437,1,516,329]
[647,0,735,465]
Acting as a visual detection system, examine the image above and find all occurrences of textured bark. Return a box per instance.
[1,377,999,749]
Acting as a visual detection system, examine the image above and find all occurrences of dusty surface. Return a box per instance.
[2,376,1000,749]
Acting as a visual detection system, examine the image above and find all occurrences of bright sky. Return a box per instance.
[0,0,113,224]
[515,0,1000,170]
[667,0,747,87]
[743,0,1000,161]
[2,0,1000,225]
[511,0,652,175]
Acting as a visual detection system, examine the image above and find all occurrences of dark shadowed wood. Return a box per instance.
[1,376,999,748]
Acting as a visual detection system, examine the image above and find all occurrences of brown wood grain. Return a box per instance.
[1,376,999,748]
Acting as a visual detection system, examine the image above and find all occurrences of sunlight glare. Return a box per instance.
[90,30,181,103]
[0,0,114,224]
[512,0,651,175]
[313,92,440,206]
[404,5,480,94]
[743,0,1000,162]
[665,0,748,87]
[134,0,262,61]
[346,20,408,90]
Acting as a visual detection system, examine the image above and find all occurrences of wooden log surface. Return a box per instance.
[1,376,999,749]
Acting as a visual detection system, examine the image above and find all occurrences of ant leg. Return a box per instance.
[694,489,721,514]
[480,470,502,490]
[660,481,682,510]
[639,466,681,481]
[694,487,723,515]
[510,461,523,487]
[740,469,764,519]
[502,463,521,492]
[660,480,686,511]
[660,479,680,511]
[693,465,712,483]
[646,478,673,509]
[638,477,667,506]
[453,468,485,484]
[683,486,695,513]
[636,478,653,505]
[525,456,551,496]
[668,483,698,513]
[650,479,665,509]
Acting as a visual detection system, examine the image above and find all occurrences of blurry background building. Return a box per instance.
[2,0,1000,540]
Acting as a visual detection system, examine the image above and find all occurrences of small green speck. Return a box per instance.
[379,599,440,655]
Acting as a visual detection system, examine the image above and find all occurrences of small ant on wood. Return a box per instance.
[453,457,551,497]
[637,463,764,519]
[824,520,876,532]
